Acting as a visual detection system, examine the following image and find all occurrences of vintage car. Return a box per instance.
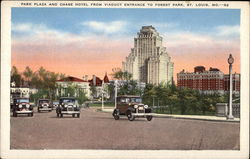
[112,95,153,121]
[52,101,59,110]
[12,98,33,117]
[37,99,52,112]
[56,97,80,118]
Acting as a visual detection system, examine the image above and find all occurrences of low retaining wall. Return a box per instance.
[216,103,240,118]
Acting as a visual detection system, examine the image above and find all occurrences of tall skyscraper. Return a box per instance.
[122,26,174,85]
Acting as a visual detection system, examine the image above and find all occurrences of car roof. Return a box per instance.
[14,97,29,99]
[38,99,50,100]
[59,97,76,99]
[117,95,141,98]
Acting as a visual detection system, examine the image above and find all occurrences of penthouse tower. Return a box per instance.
[122,26,174,85]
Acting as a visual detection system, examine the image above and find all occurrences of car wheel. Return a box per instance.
[113,110,120,120]
[57,113,59,117]
[114,114,119,120]
[72,114,75,118]
[13,111,17,117]
[60,114,63,118]
[31,113,33,117]
[146,116,153,121]
[38,108,40,113]
[127,111,135,121]
[77,114,80,118]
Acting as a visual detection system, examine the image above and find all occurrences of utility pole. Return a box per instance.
[227,54,234,120]
[102,81,104,111]
[114,80,118,109]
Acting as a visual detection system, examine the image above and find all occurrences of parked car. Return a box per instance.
[12,97,33,117]
[37,99,52,112]
[56,97,80,118]
[52,101,59,110]
[112,95,153,121]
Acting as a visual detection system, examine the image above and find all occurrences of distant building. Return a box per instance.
[122,26,174,85]
[177,66,240,94]
[224,73,240,94]
[56,76,91,98]
[10,82,30,105]
[88,73,110,100]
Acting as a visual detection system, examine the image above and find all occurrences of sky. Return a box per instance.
[11,8,240,81]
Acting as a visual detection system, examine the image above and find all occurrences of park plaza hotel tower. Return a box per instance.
[122,26,174,85]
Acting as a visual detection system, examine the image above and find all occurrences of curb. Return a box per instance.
[153,114,240,123]
[100,109,240,123]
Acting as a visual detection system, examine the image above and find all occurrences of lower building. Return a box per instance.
[88,74,110,100]
[56,76,91,98]
[177,66,240,94]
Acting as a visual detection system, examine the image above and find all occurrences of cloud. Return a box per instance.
[150,22,178,30]
[11,22,240,80]
[81,20,127,34]
[215,25,240,37]
[12,23,49,33]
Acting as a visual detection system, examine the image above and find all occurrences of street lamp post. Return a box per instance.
[227,54,234,120]
[114,80,118,109]
[101,81,104,111]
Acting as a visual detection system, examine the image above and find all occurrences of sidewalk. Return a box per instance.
[101,108,240,122]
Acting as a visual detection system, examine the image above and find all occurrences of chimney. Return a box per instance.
[85,75,88,81]
[93,75,96,86]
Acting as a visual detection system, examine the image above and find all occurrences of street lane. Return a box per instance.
[11,108,240,150]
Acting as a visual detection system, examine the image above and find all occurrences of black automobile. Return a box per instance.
[37,99,52,112]
[52,101,59,110]
[12,98,33,117]
[56,97,80,118]
[112,95,153,121]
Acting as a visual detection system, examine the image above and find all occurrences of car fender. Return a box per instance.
[145,108,152,113]
[113,109,120,115]
[126,107,135,114]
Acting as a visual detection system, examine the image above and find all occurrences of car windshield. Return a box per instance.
[60,98,76,103]
[130,98,142,103]
[17,98,29,103]
[120,97,142,103]
[53,101,59,104]
[39,100,49,103]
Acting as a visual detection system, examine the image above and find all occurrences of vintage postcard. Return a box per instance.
[1,1,249,159]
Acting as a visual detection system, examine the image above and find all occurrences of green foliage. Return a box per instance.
[118,80,142,96]
[23,66,33,87]
[112,69,132,81]
[90,85,97,99]
[78,90,88,104]
[11,66,23,87]
[60,83,88,104]
[142,83,226,115]
[30,89,50,103]
[12,65,66,101]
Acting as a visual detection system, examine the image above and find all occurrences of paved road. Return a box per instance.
[11,108,240,150]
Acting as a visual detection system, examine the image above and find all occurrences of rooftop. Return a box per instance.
[57,76,88,82]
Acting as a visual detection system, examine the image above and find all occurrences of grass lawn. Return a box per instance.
[89,103,115,107]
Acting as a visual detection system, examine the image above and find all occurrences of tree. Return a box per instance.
[11,66,22,87]
[142,84,156,106]
[112,69,132,81]
[90,85,97,99]
[23,66,33,87]
[118,80,141,96]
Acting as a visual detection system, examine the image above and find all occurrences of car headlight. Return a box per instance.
[18,104,22,108]
[144,105,148,109]
[73,105,76,108]
[65,104,68,107]
[26,104,30,108]
[134,105,138,109]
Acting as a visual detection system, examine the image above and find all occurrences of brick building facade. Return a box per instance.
[177,66,240,94]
